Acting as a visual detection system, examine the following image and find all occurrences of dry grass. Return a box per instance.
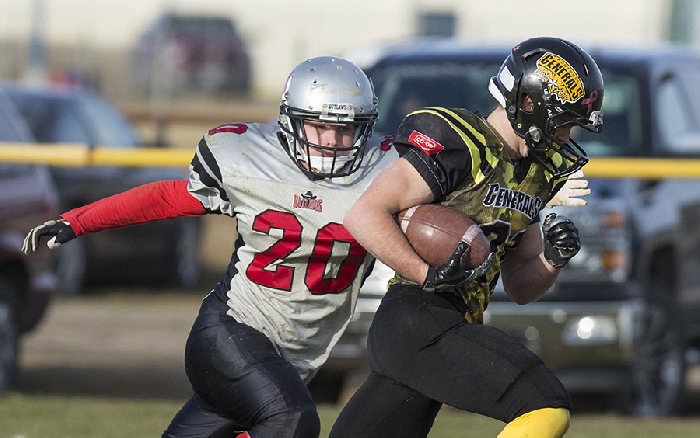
[11,292,700,438]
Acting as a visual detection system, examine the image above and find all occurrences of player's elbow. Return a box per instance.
[506,291,537,306]
[503,280,551,305]
[343,208,361,239]
[502,276,544,305]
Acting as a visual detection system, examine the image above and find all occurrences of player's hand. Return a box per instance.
[546,170,590,207]
[22,219,77,254]
[422,242,495,291]
[465,251,497,282]
[541,213,580,268]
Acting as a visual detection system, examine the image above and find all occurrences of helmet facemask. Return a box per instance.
[278,56,378,180]
[522,93,602,178]
[279,105,375,179]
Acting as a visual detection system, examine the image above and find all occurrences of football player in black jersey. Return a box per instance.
[331,37,604,438]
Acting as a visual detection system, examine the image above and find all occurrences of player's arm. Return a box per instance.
[344,157,434,284]
[22,180,206,254]
[499,222,558,304]
[500,213,580,304]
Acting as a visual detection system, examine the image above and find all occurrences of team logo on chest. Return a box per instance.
[483,183,542,220]
[293,191,323,213]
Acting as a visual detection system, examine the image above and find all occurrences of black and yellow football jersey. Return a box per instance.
[392,107,569,322]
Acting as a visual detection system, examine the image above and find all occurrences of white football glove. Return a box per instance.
[546,170,591,207]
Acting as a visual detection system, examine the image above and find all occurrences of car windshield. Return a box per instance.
[370,63,499,137]
[79,93,142,147]
[370,63,642,157]
[0,93,33,176]
[0,112,24,143]
[6,90,141,148]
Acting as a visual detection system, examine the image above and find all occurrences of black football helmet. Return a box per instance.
[489,37,604,177]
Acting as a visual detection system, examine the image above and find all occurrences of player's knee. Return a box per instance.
[296,406,321,437]
[497,407,570,438]
[261,406,320,438]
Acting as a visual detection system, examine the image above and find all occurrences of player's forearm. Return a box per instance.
[60,180,206,236]
[344,203,428,284]
[502,253,558,304]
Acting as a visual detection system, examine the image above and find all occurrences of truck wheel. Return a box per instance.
[624,286,686,416]
[0,278,19,391]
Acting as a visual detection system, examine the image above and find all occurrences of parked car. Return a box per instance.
[0,90,59,390]
[1,83,202,295]
[132,12,251,96]
[319,41,700,416]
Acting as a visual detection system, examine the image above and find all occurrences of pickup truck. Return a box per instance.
[318,40,700,416]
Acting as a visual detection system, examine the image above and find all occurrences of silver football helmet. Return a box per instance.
[279,56,378,179]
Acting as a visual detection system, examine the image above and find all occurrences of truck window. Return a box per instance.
[658,71,700,154]
[370,63,499,137]
[372,64,643,159]
[572,72,642,157]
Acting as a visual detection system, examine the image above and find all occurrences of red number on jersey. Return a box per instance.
[247,211,366,294]
[306,223,366,294]
[247,211,302,290]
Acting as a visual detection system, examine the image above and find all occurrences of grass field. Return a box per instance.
[7,291,700,438]
[3,393,700,438]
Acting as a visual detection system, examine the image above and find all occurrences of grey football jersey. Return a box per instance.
[188,122,397,381]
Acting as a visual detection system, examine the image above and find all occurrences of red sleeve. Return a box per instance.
[59,180,207,236]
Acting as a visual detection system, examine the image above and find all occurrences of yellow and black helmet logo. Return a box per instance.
[535,52,584,104]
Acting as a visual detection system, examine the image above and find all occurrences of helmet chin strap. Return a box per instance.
[527,126,543,143]
[307,154,351,173]
[524,129,555,171]
[295,142,355,174]
[524,128,589,178]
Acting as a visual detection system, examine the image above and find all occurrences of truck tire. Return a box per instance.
[0,278,19,391]
[623,283,686,416]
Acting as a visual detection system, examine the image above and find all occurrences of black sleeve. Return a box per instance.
[190,137,229,205]
[393,109,475,200]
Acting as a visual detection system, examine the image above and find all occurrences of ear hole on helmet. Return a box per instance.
[521,94,534,112]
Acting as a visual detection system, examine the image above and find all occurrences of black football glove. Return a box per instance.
[541,213,580,268]
[22,219,77,254]
[422,242,496,291]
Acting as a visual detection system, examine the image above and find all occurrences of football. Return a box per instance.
[395,204,490,269]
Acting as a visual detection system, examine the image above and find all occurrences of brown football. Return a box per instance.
[395,204,490,269]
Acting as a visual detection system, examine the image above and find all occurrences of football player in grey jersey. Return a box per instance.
[22,56,398,438]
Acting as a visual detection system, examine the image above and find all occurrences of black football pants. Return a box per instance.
[329,284,571,438]
[162,290,320,438]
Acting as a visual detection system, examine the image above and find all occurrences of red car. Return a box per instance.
[132,13,252,96]
[0,92,60,390]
